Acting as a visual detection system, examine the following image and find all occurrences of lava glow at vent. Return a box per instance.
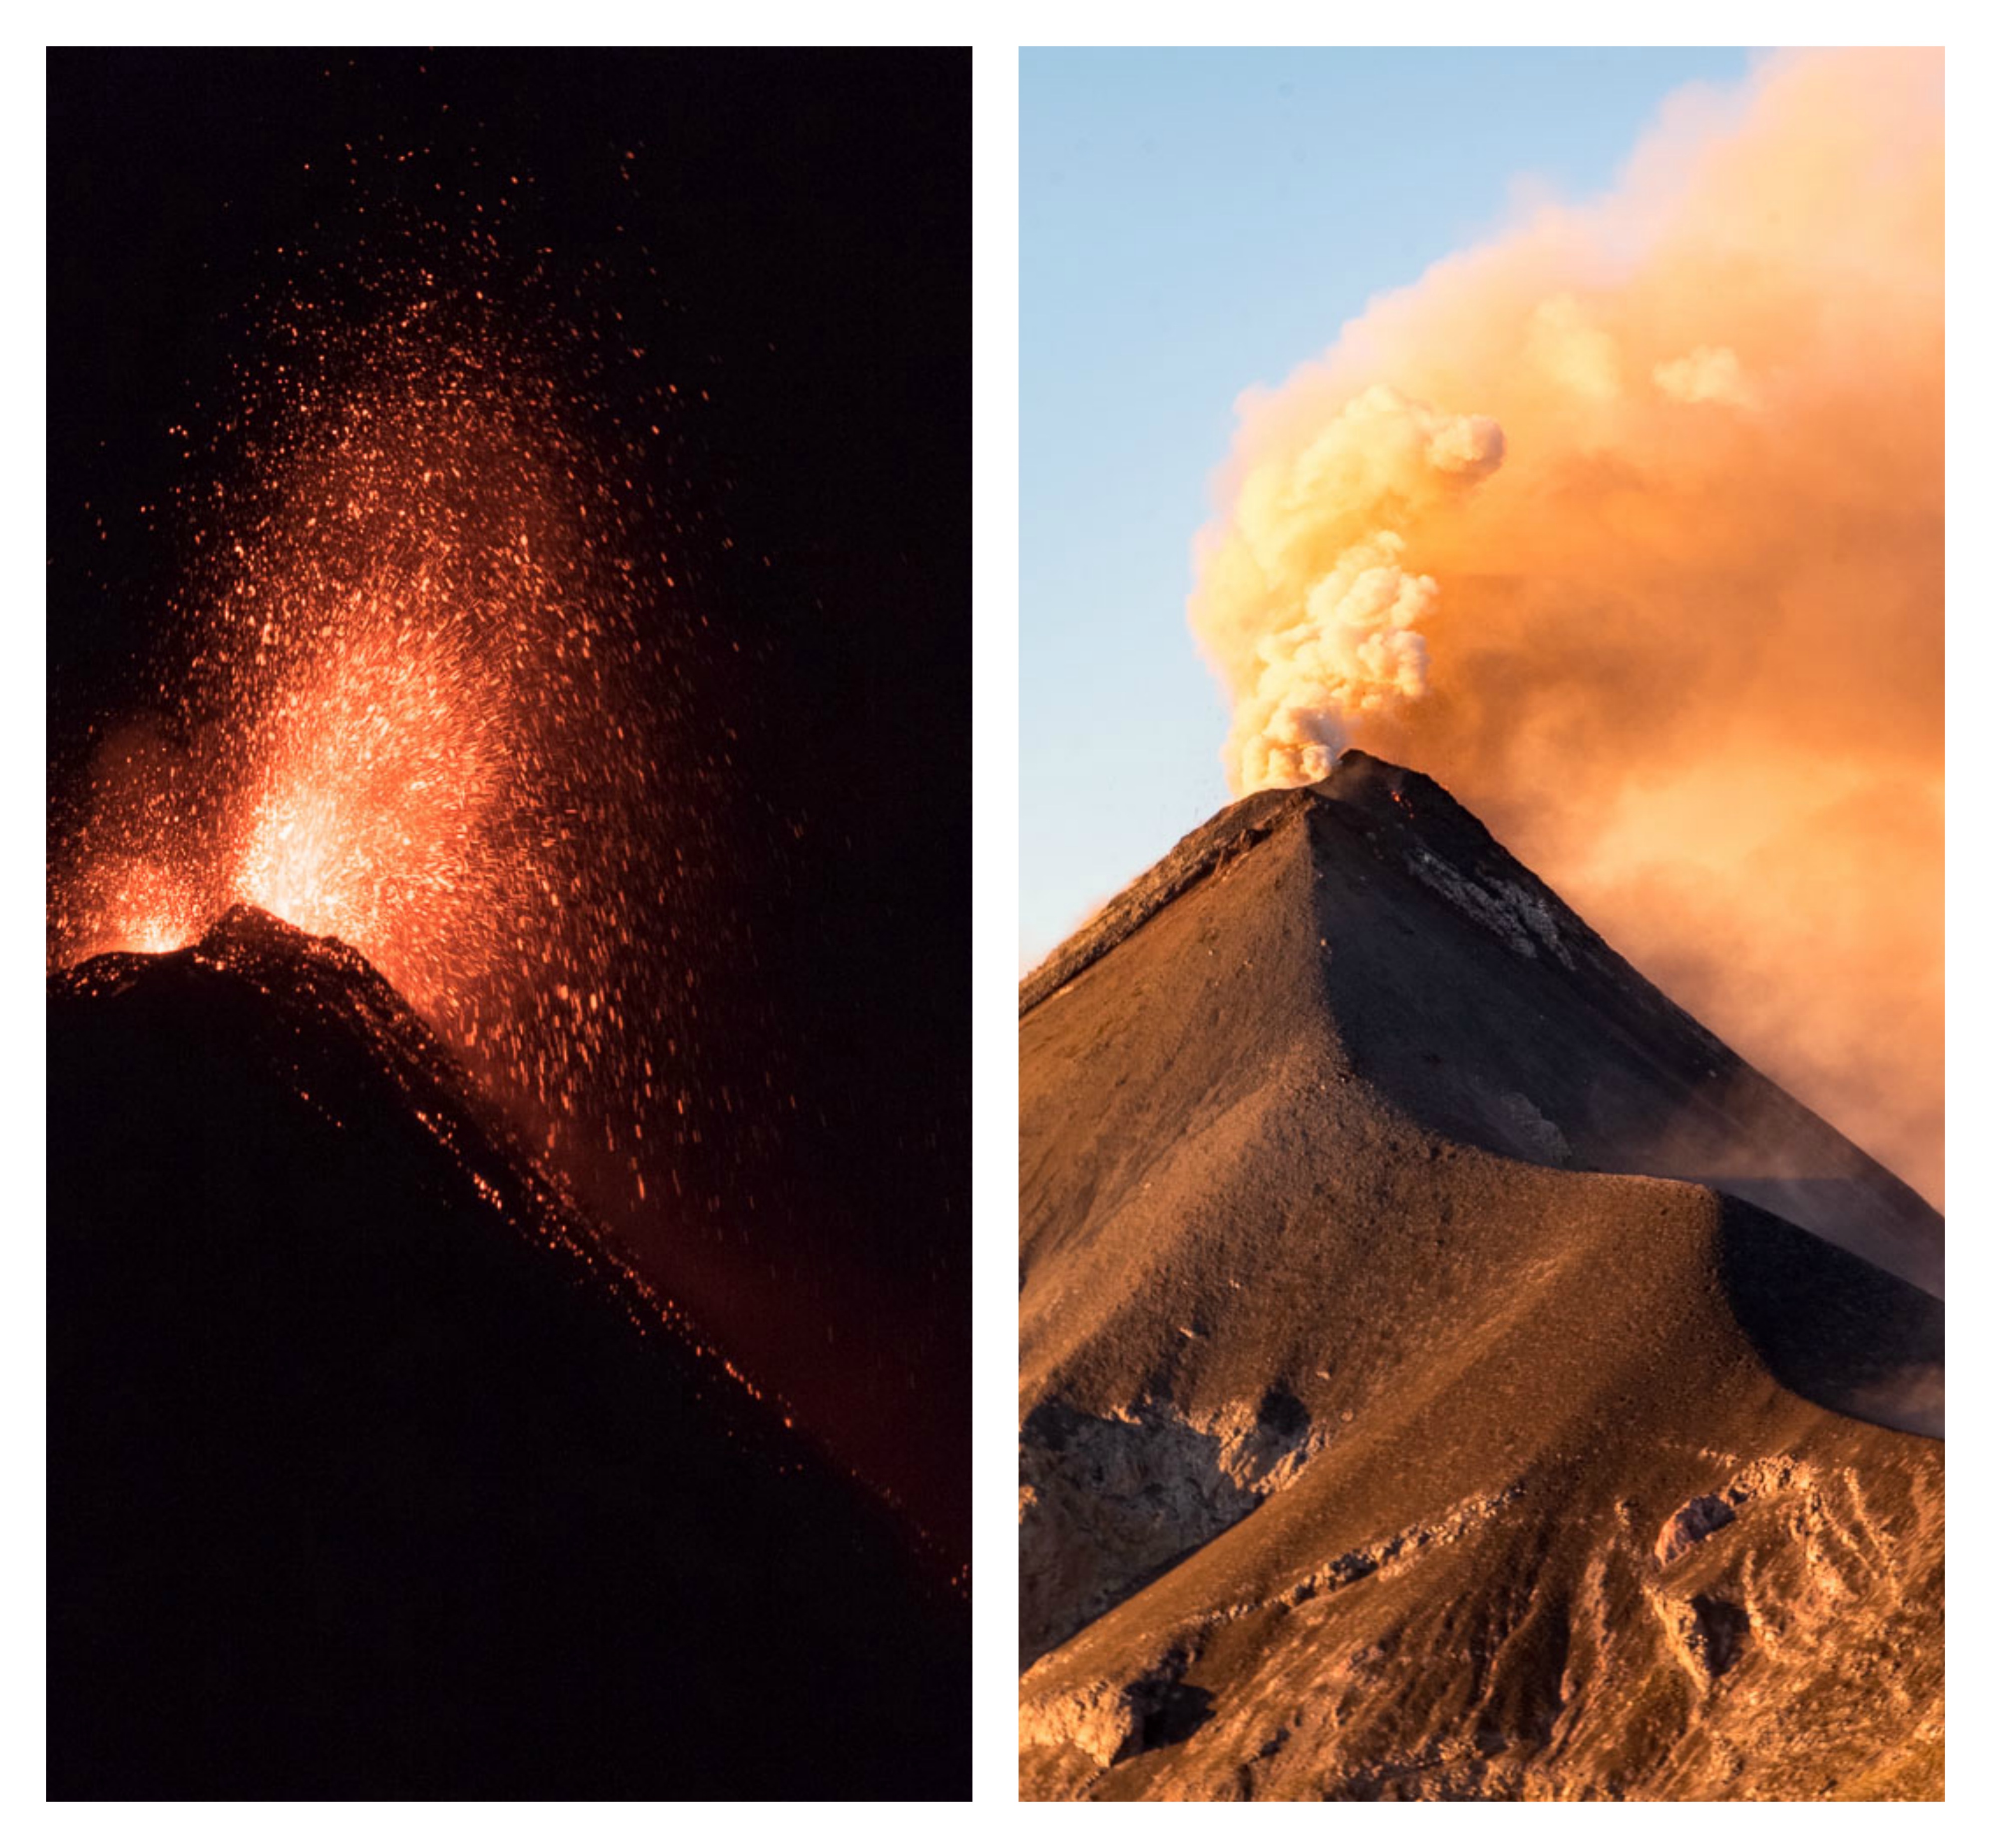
[48,237,708,1212]
[233,600,518,1014]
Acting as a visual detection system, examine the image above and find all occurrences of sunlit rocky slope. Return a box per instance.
[1018,753,1942,1801]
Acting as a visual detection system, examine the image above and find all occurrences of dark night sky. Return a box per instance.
[47,49,970,1556]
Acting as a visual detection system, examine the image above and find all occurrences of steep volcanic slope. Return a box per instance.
[49,908,967,1799]
[1018,754,1942,1801]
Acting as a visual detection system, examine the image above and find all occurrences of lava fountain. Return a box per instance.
[230,582,522,1016]
[49,264,706,1214]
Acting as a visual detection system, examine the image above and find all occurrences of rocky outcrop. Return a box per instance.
[1020,1390,1324,1667]
[1655,1494,1737,1566]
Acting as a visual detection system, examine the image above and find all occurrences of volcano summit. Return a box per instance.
[1018,752,1942,1801]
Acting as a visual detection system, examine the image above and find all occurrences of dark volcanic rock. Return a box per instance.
[1655,1495,1737,1567]
[1019,754,1942,1802]
[49,907,967,1799]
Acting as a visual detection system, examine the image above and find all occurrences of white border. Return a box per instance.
[973,36,1025,1810]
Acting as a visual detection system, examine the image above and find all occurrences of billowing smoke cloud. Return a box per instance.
[1202,384,1504,788]
[1190,48,1943,1201]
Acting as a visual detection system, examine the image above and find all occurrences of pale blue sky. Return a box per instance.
[1020,46,1757,965]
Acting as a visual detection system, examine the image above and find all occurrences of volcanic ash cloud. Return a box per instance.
[1188,47,1944,1201]
[1197,384,1503,791]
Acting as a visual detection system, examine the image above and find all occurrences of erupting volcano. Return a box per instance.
[49,46,971,1798]
[1018,41,1941,1806]
[50,304,678,1186]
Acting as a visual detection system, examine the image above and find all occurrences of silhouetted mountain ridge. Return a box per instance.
[49,906,967,1798]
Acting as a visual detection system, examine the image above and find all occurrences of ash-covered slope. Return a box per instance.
[1018,754,1942,1802]
[49,907,967,1799]
[1024,751,1940,1295]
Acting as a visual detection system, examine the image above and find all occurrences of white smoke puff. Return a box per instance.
[1196,385,1503,793]
[1230,533,1442,791]
[1298,383,1504,490]
[1653,345,1758,408]
[1422,406,1506,476]
[1250,385,1502,585]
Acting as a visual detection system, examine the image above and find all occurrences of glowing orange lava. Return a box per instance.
[101,861,205,956]
[232,603,518,1014]
[51,255,700,1220]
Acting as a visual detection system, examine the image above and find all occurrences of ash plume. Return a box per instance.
[1199,385,1503,790]
[1189,47,1943,1199]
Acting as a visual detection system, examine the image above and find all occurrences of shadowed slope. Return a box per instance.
[1018,755,1941,1800]
[50,908,967,1799]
